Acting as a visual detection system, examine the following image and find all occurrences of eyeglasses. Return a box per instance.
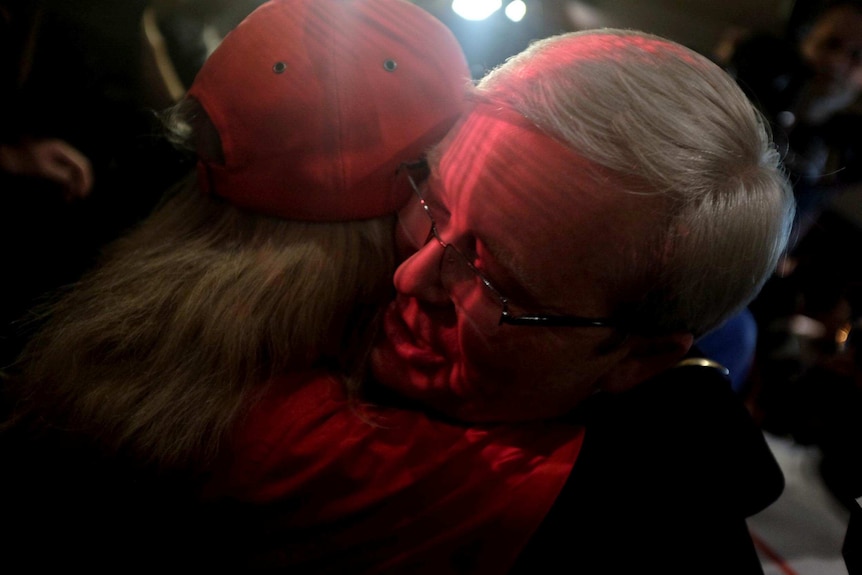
[396,160,623,329]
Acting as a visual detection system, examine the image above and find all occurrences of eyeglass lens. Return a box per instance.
[395,164,622,331]
[396,167,507,331]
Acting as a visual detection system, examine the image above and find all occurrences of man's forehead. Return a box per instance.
[434,105,642,302]
[436,106,597,212]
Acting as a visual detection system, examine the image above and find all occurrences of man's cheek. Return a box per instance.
[458,327,520,378]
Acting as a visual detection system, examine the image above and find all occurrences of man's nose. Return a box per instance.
[393,240,451,304]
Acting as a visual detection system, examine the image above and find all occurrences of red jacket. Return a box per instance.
[203,370,584,573]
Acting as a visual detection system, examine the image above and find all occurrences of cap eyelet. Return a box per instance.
[273,62,287,74]
[383,59,397,72]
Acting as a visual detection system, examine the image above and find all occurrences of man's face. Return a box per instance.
[371,111,658,422]
[801,6,862,95]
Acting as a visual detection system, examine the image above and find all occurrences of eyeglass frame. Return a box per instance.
[397,160,625,329]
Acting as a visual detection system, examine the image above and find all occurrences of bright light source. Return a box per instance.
[504,0,526,22]
[451,0,502,21]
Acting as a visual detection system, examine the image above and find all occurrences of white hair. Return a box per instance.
[474,29,796,337]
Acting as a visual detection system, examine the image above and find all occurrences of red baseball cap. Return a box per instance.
[187,0,470,221]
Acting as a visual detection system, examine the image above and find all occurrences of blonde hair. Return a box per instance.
[8,176,395,470]
[475,29,796,337]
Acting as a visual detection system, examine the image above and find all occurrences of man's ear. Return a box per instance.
[598,331,694,394]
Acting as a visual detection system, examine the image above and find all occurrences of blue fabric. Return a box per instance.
[697,308,758,394]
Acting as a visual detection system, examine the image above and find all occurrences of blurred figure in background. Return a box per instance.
[145,0,267,90]
[0,0,204,367]
[0,0,96,366]
[723,0,862,234]
[721,0,862,509]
